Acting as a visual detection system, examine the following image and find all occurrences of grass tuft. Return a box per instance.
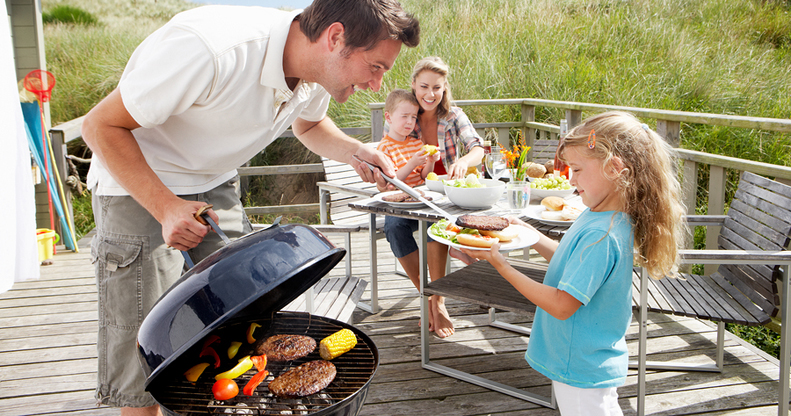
[42,5,99,25]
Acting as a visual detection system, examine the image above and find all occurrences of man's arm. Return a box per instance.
[292,117,396,189]
[81,88,214,250]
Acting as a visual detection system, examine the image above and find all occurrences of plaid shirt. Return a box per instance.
[384,106,483,167]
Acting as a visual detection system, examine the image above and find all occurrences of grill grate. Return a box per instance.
[152,313,377,416]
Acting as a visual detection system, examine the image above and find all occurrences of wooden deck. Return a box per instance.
[0,230,787,415]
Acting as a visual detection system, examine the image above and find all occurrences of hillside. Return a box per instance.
[42,0,791,226]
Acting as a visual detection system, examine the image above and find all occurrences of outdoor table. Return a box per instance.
[348,188,579,409]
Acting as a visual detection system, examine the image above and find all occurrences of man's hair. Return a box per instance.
[385,88,419,114]
[298,0,420,52]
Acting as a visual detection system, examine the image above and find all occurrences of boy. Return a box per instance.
[376,89,440,185]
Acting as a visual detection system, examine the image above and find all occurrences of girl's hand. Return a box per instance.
[460,242,505,264]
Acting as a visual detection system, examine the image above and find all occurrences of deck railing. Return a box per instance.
[48,99,791,257]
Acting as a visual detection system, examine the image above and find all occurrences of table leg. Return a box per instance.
[419,220,430,366]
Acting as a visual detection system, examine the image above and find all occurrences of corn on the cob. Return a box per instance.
[319,328,357,360]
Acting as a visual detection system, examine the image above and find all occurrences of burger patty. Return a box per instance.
[382,189,430,203]
[255,334,316,362]
[456,215,509,231]
[268,360,337,398]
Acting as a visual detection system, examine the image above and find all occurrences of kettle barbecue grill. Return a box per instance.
[137,223,378,415]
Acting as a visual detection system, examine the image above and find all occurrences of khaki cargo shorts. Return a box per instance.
[91,176,252,408]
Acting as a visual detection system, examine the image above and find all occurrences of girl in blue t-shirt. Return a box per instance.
[463,111,687,416]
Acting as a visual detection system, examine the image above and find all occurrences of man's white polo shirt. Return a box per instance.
[88,6,331,196]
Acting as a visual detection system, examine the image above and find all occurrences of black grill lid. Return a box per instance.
[137,223,345,388]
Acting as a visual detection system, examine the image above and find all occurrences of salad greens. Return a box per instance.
[429,219,479,244]
[443,174,484,189]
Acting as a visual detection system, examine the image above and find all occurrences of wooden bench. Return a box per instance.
[250,223,367,324]
[282,276,367,324]
[317,149,387,314]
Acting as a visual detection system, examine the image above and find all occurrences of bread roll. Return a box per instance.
[480,225,520,242]
[541,196,565,211]
[523,162,547,178]
[544,160,555,175]
[456,233,499,248]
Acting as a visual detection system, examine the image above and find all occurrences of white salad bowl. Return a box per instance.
[443,178,506,209]
[425,174,449,193]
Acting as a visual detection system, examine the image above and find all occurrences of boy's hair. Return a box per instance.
[559,111,688,279]
[298,0,420,54]
[385,89,419,114]
[410,56,453,119]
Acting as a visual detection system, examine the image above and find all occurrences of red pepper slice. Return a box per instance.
[250,355,267,372]
[200,346,221,368]
[243,370,269,396]
[202,334,221,351]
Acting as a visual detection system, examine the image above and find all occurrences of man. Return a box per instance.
[81,0,419,414]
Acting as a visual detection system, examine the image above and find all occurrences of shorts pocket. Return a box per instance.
[93,237,144,329]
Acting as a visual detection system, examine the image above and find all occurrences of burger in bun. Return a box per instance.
[480,225,520,242]
[456,233,499,248]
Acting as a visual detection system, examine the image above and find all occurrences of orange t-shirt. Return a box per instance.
[376,135,426,187]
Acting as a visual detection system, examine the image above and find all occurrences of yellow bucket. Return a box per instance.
[36,228,60,262]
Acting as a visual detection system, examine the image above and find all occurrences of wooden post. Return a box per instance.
[497,127,509,149]
[657,119,681,148]
[371,107,384,143]
[565,109,582,129]
[522,104,535,158]
[705,166,727,275]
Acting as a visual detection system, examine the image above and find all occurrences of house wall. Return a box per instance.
[9,0,55,232]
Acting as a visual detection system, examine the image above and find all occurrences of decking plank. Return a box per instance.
[0,231,787,416]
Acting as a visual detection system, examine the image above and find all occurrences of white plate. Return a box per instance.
[373,190,444,208]
[428,224,540,251]
[523,204,584,226]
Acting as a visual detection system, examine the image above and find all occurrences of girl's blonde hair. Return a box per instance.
[410,56,453,119]
[559,111,687,279]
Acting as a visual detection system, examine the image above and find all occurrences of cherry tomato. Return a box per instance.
[212,379,239,401]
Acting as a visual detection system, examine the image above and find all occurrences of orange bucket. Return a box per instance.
[36,228,59,262]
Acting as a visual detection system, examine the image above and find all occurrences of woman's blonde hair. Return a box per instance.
[410,56,453,119]
[558,111,687,279]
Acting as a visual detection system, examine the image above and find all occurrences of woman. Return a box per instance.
[380,56,484,338]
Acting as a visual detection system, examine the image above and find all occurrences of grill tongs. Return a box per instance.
[353,155,459,225]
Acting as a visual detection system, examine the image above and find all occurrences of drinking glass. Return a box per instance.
[507,181,531,211]
[485,151,507,181]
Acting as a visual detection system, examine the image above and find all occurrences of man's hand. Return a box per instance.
[351,146,396,188]
[161,200,216,250]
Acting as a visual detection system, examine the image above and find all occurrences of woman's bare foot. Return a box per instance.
[448,247,477,265]
[430,296,454,338]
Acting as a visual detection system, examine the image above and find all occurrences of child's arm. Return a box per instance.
[461,243,581,320]
[421,151,441,179]
[507,217,559,261]
[397,148,429,182]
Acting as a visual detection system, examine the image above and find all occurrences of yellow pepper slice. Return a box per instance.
[215,355,253,380]
[246,323,261,344]
[227,341,242,359]
[184,362,210,383]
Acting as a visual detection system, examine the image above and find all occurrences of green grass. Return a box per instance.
[42,5,99,25]
[44,0,791,355]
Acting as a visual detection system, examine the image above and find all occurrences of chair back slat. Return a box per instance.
[531,139,559,163]
[717,171,791,318]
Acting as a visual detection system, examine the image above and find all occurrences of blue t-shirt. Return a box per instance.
[526,209,634,389]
